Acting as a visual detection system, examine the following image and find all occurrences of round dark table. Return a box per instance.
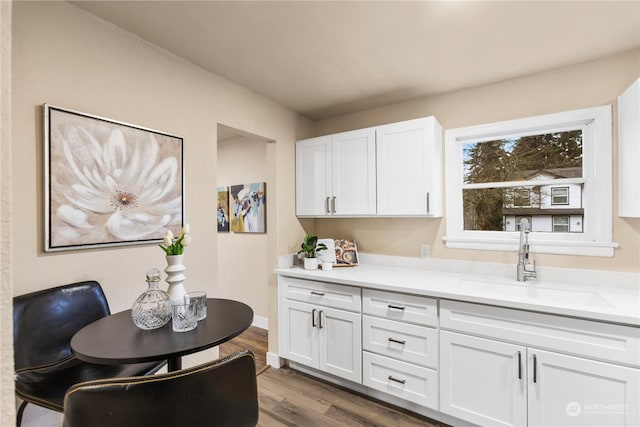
[71,298,253,372]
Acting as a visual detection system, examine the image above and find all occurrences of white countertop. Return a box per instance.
[276,262,640,326]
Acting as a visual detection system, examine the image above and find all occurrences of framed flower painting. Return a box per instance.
[44,104,184,251]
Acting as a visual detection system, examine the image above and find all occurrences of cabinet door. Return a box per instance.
[296,136,332,216]
[332,128,376,216]
[278,300,319,368]
[318,306,362,383]
[376,117,442,216]
[440,331,527,427]
[528,348,640,427]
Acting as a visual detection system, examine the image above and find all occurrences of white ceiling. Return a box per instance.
[72,1,640,120]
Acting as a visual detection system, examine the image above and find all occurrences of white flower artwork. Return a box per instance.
[44,105,184,251]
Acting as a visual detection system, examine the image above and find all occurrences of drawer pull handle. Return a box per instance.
[310,291,325,297]
[388,337,406,345]
[517,351,522,380]
[331,196,336,213]
[388,304,406,311]
[318,310,324,329]
[533,354,537,383]
[325,197,330,214]
[311,308,317,328]
[388,375,406,385]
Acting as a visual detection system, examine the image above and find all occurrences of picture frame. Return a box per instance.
[334,239,359,266]
[44,104,184,252]
[217,186,230,232]
[229,182,266,233]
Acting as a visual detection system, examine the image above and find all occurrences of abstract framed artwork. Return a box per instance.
[229,182,266,233]
[44,104,184,252]
[217,186,230,232]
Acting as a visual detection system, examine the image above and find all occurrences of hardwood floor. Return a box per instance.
[258,367,443,427]
[220,326,445,427]
[219,326,268,373]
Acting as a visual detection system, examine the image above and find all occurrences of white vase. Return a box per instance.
[165,254,187,303]
[303,257,318,270]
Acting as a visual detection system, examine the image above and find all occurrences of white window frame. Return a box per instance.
[444,105,617,257]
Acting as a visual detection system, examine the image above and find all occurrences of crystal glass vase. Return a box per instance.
[131,268,172,330]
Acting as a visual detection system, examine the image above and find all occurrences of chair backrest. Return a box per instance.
[63,350,259,427]
[13,280,110,371]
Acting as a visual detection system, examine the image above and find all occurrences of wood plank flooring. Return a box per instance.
[219,326,268,373]
[219,326,446,427]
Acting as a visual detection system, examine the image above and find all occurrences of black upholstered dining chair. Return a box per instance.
[63,349,259,427]
[13,280,167,426]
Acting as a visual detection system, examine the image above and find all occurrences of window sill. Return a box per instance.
[443,236,618,257]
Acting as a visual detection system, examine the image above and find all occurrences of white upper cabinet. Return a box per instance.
[331,128,377,216]
[296,128,376,217]
[376,117,442,216]
[295,116,442,217]
[296,135,332,216]
[618,78,640,217]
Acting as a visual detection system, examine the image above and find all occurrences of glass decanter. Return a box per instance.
[131,268,172,330]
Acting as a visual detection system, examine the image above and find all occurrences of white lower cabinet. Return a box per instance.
[528,348,639,427]
[440,300,640,427]
[278,275,640,427]
[278,277,362,383]
[363,351,438,408]
[440,331,527,427]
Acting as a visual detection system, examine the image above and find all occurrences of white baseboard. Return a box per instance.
[252,315,268,329]
[266,352,285,368]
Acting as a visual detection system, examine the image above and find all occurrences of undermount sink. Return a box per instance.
[456,279,612,307]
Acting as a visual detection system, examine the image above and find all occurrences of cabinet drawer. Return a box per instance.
[441,299,640,367]
[363,351,438,409]
[363,289,437,326]
[279,276,361,312]
[363,315,437,368]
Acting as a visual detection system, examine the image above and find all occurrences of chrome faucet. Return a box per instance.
[516,218,537,282]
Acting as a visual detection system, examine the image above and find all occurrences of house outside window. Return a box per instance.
[444,106,616,256]
[551,187,569,205]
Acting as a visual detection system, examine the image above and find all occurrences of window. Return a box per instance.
[445,106,616,257]
[551,187,569,205]
[512,189,531,207]
[553,216,570,232]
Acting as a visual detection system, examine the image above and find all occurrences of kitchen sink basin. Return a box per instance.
[456,279,612,307]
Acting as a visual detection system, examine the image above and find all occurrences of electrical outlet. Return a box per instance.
[420,243,430,258]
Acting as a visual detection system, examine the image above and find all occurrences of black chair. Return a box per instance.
[63,349,259,427]
[13,280,166,426]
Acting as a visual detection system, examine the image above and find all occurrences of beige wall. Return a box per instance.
[217,135,271,320]
[1,0,15,423]
[313,49,640,273]
[10,1,312,360]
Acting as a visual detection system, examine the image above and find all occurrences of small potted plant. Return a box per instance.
[298,234,328,270]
